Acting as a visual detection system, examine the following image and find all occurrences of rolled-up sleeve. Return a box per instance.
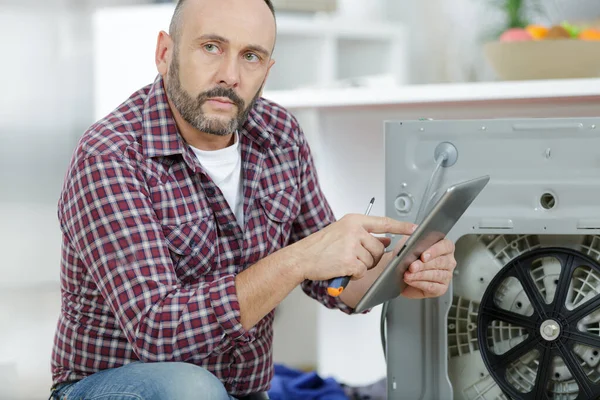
[287,130,354,315]
[60,154,252,362]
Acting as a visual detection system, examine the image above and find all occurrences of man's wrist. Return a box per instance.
[274,244,306,286]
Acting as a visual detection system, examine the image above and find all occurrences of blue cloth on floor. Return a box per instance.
[268,364,348,400]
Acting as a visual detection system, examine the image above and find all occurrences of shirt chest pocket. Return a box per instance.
[258,185,301,251]
[163,217,216,283]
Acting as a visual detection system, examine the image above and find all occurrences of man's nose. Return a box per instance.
[216,53,241,88]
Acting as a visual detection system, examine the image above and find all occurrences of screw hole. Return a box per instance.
[479,277,484,283]
[554,279,559,285]
[555,373,560,379]
[594,350,599,356]
[516,301,522,309]
[541,193,556,210]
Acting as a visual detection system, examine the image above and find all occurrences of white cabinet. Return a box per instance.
[264,13,407,91]
[91,4,408,119]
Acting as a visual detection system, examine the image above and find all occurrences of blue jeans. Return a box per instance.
[49,362,268,400]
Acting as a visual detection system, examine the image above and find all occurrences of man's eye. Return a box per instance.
[204,44,219,53]
[244,53,259,62]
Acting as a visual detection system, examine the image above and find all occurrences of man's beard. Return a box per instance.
[166,49,262,136]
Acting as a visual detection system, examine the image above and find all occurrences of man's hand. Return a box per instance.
[402,238,457,299]
[286,214,417,282]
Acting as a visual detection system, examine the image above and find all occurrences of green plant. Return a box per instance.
[486,0,545,39]
[494,0,529,28]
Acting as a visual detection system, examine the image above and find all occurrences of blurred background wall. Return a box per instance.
[0,1,148,397]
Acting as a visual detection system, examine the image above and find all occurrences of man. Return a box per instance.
[50,0,457,399]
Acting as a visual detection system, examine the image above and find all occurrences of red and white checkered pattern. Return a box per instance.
[51,75,351,396]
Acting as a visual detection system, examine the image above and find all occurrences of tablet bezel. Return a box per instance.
[353,175,490,314]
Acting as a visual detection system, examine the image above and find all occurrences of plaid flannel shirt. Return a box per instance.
[51,75,351,396]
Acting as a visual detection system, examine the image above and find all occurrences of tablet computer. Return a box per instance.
[353,175,490,314]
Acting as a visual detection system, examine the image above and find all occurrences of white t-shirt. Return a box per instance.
[190,132,244,228]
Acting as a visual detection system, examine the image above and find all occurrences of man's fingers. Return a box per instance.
[376,236,392,248]
[407,280,447,297]
[361,232,386,266]
[358,215,417,236]
[420,239,455,263]
[410,254,456,273]
[399,238,456,300]
[350,259,368,280]
[408,259,423,273]
[404,269,452,285]
[355,244,375,270]
[401,282,449,299]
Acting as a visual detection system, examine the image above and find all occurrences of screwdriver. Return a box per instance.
[327,197,375,296]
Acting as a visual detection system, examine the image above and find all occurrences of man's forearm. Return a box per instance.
[235,247,303,330]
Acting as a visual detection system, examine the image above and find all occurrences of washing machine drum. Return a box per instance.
[475,242,600,400]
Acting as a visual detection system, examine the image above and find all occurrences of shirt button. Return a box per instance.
[223,223,236,233]
[205,187,215,196]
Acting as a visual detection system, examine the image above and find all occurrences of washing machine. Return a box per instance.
[383,117,600,400]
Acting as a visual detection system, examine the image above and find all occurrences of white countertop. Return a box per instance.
[263,78,600,109]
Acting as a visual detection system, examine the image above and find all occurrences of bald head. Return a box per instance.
[169,0,276,44]
[156,0,278,143]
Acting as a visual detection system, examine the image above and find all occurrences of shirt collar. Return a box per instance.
[142,75,276,162]
[240,101,276,150]
[141,75,187,159]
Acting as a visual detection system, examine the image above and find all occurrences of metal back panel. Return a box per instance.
[384,117,600,399]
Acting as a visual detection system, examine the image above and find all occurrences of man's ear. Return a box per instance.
[156,31,173,77]
[259,58,276,97]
